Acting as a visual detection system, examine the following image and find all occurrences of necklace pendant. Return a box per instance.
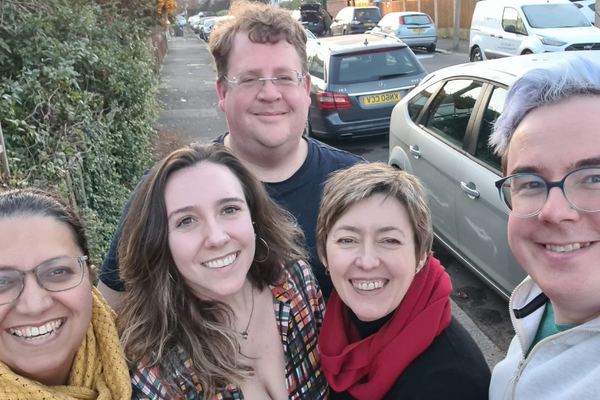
[241,332,249,340]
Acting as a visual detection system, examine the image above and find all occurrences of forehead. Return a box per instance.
[507,96,600,176]
[227,32,302,75]
[335,194,410,227]
[0,216,80,268]
[164,162,246,210]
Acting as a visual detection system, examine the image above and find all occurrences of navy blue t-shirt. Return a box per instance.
[99,135,363,299]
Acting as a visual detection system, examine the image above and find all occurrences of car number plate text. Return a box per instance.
[364,22,374,26]
[412,28,426,33]
[363,92,401,106]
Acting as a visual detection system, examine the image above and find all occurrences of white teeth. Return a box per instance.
[204,253,237,269]
[352,281,386,291]
[545,242,591,252]
[9,319,63,339]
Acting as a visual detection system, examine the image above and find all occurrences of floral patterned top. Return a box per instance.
[130,260,328,400]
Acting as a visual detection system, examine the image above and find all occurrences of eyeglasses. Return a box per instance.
[0,256,88,305]
[495,167,600,218]
[223,70,306,92]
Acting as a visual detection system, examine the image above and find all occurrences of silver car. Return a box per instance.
[388,52,600,299]
[373,12,437,53]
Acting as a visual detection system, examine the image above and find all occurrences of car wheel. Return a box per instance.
[521,49,533,55]
[426,44,436,53]
[470,46,483,62]
[304,120,312,137]
[343,29,346,35]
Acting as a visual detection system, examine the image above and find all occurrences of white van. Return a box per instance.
[469,0,600,61]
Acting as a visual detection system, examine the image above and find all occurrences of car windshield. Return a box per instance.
[355,9,382,21]
[330,47,424,84]
[402,14,431,25]
[522,4,590,28]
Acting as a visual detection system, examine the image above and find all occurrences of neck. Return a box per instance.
[224,134,308,183]
[19,360,72,387]
[551,299,600,325]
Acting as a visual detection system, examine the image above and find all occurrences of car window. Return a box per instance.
[402,14,431,25]
[474,87,507,171]
[426,79,483,147]
[355,9,382,21]
[330,47,424,84]
[522,4,589,28]
[407,81,443,123]
[502,8,527,34]
[309,51,325,81]
[589,3,596,11]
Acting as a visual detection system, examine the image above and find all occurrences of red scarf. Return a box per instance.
[319,256,452,400]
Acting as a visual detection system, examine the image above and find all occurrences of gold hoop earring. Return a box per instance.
[254,236,270,263]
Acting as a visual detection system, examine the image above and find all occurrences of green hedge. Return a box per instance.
[0,0,159,266]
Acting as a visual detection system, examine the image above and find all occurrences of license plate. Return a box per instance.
[412,28,426,33]
[363,92,401,106]
[364,22,374,26]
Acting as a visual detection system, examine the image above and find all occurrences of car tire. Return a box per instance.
[470,46,483,62]
[521,49,533,55]
[426,44,436,53]
[304,120,312,137]
[343,29,347,35]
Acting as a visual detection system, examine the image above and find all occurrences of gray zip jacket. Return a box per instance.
[489,277,600,400]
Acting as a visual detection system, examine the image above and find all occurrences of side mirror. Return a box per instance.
[504,24,516,33]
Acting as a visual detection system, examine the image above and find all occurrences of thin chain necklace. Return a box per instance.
[240,287,255,340]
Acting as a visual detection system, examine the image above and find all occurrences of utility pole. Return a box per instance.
[0,123,10,183]
[434,0,438,29]
[596,0,599,26]
[452,0,461,51]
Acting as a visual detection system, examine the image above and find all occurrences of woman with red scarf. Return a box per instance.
[316,163,491,400]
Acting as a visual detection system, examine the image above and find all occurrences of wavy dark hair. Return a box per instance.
[117,143,306,398]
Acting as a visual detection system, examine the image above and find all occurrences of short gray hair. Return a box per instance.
[490,56,600,164]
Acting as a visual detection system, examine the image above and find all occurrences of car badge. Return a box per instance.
[378,81,386,88]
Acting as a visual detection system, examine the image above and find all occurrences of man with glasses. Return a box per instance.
[488,56,600,400]
[98,0,363,311]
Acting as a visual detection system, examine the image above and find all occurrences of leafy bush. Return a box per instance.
[0,0,160,266]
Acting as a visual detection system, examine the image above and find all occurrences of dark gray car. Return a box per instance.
[306,32,426,140]
[330,6,382,36]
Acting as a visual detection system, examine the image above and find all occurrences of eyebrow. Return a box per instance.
[510,156,600,176]
[334,225,406,237]
[0,255,75,271]
[167,197,245,220]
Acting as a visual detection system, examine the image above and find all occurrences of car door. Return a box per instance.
[454,84,526,297]
[331,8,348,35]
[496,7,527,57]
[406,78,485,248]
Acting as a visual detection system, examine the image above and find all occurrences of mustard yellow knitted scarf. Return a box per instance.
[0,287,132,400]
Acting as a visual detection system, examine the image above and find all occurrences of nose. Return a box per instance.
[256,79,282,102]
[537,186,580,223]
[14,274,54,316]
[355,242,380,271]
[202,218,230,248]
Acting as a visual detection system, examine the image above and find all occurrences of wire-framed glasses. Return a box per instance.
[0,256,88,305]
[495,167,600,218]
[222,69,306,92]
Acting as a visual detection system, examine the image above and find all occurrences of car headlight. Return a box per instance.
[536,35,567,46]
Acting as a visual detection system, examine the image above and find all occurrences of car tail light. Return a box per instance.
[399,16,405,24]
[427,15,434,23]
[316,91,352,109]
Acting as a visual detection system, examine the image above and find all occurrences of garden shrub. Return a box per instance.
[0,0,160,267]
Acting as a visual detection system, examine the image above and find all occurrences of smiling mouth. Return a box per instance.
[351,280,388,291]
[202,252,239,269]
[9,318,65,340]
[544,242,592,253]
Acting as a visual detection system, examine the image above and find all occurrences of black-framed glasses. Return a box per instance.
[222,69,306,92]
[0,256,88,305]
[495,167,600,218]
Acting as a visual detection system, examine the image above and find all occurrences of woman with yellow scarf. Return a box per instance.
[0,188,131,400]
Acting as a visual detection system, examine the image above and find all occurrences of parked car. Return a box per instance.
[372,11,437,52]
[191,17,202,34]
[204,16,232,42]
[388,51,600,298]
[306,28,317,40]
[305,32,426,140]
[198,17,215,39]
[330,6,382,36]
[299,3,326,37]
[198,11,216,18]
[175,15,187,27]
[469,0,600,61]
[573,0,597,25]
[188,14,200,27]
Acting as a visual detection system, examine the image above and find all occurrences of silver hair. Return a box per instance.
[490,56,600,159]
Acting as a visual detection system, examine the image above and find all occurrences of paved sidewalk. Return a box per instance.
[436,37,470,55]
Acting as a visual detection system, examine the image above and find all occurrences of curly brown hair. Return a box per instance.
[209,0,308,82]
[117,143,307,398]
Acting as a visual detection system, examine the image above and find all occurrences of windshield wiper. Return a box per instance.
[378,73,409,79]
